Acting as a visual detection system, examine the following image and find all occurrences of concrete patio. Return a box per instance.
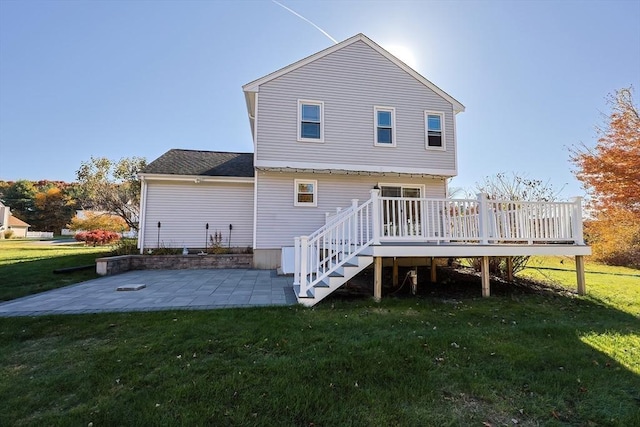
[0,269,297,317]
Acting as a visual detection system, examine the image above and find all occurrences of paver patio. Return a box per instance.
[0,269,296,317]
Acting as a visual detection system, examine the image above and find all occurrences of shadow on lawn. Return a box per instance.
[325,265,640,424]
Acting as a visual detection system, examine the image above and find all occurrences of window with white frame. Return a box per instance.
[425,112,444,149]
[298,100,324,142]
[294,179,317,206]
[374,106,396,146]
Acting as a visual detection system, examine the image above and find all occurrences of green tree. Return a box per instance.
[2,180,37,224]
[75,157,146,231]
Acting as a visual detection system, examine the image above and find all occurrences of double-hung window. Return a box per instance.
[425,112,444,149]
[294,179,317,207]
[298,100,324,142]
[374,106,396,146]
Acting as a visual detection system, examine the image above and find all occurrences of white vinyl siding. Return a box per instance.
[255,40,456,173]
[255,170,446,249]
[141,181,254,250]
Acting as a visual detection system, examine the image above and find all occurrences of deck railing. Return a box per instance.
[375,191,584,245]
[294,191,584,297]
[294,196,374,297]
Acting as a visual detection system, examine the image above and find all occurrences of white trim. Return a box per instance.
[254,92,259,155]
[377,183,426,198]
[253,171,258,250]
[453,113,458,175]
[255,159,457,177]
[373,106,396,147]
[242,34,465,113]
[297,99,324,143]
[137,179,148,253]
[294,179,318,207]
[369,244,591,258]
[425,111,446,151]
[138,173,254,184]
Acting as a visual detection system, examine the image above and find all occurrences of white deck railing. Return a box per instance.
[376,192,583,245]
[294,191,584,297]
[294,197,374,298]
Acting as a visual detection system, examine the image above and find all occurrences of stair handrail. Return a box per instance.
[296,197,374,298]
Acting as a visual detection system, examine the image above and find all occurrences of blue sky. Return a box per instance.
[0,0,638,199]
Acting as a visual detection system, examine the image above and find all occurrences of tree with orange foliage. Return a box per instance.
[571,87,640,266]
[33,187,75,233]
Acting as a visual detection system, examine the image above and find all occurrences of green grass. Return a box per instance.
[1,256,639,426]
[0,240,113,301]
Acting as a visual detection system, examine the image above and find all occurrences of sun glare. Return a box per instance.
[383,44,418,70]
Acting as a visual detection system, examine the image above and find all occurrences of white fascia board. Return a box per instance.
[244,92,256,141]
[139,173,254,184]
[255,159,457,177]
[370,244,592,258]
[242,34,465,114]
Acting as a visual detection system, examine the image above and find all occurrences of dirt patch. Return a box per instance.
[327,265,576,302]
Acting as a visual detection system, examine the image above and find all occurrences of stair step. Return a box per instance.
[293,284,314,299]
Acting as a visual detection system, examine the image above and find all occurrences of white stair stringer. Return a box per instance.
[295,254,373,306]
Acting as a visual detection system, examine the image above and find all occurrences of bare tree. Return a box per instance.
[75,157,146,231]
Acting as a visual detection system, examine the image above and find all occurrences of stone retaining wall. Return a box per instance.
[96,254,253,276]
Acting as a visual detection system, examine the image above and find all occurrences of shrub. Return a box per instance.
[111,238,139,255]
[68,212,129,233]
[74,229,120,246]
[3,229,14,239]
[585,208,640,267]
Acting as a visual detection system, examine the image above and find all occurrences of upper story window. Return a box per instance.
[425,112,445,149]
[374,106,396,147]
[298,100,324,142]
[294,179,317,207]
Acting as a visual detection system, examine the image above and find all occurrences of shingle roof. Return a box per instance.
[142,149,254,177]
[8,215,30,227]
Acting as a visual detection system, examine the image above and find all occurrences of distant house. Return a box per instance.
[0,201,30,238]
[137,33,590,306]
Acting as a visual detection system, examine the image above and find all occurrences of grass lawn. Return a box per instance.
[1,255,639,426]
[0,240,113,301]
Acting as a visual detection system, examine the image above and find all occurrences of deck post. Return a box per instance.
[351,199,359,245]
[430,257,437,283]
[575,255,586,295]
[481,256,490,297]
[374,256,383,302]
[392,257,398,287]
[370,189,381,245]
[299,236,309,297]
[570,197,584,245]
[293,237,301,286]
[506,257,514,282]
[477,193,490,244]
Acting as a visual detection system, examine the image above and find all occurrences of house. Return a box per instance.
[0,201,30,238]
[138,34,590,306]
